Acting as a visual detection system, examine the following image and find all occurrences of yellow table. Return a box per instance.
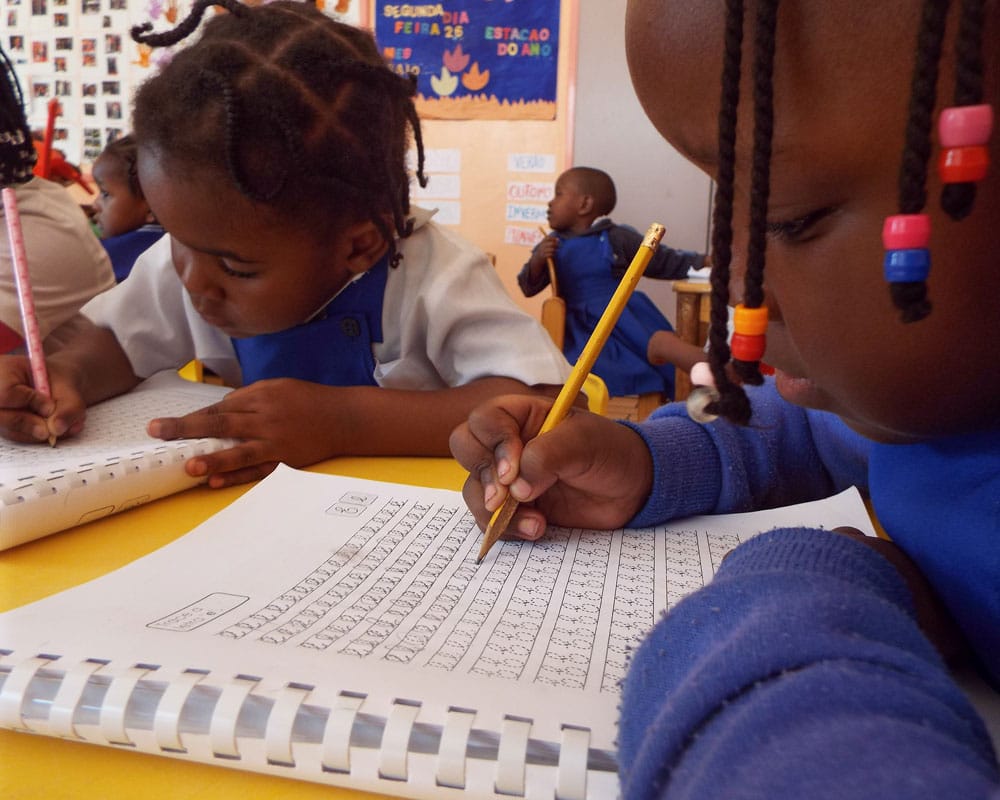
[0,457,468,800]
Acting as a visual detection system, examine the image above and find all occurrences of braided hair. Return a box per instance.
[702,0,775,426]
[130,0,428,266]
[702,0,989,425]
[0,46,37,187]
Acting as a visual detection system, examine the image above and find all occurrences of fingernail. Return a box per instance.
[516,517,540,538]
[32,423,49,441]
[50,417,69,437]
[496,458,511,479]
[37,400,54,417]
[188,459,207,476]
[147,420,163,437]
[510,477,532,501]
[484,483,497,508]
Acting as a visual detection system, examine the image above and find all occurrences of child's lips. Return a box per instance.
[773,368,829,410]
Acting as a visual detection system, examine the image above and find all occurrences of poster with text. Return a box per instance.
[375,1,559,120]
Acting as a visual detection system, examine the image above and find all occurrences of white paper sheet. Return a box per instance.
[0,465,875,799]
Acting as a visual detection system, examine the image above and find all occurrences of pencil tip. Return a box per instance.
[475,556,483,565]
[48,435,57,447]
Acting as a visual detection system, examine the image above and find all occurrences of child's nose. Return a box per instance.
[176,254,224,300]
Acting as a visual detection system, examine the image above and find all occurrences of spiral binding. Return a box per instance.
[0,654,616,799]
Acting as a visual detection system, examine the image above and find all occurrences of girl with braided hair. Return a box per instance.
[0,45,114,354]
[452,1,999,795]
[0,1,569,487]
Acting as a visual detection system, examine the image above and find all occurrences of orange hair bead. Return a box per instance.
[733,304,768,336]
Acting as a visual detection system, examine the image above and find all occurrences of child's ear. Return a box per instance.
[578,193,596,216]
[342,220,389,276]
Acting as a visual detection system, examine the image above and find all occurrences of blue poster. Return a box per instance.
[375,1,560,120]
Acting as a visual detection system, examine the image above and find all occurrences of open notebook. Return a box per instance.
[0,370,234,550]
[0,465,875,799]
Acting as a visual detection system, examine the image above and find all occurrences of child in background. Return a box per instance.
[519,166,705,399]
[0,46,114,355]
[452,0,999,796]
[0,0,569,489]
[646,328,709,374]
[91,134,165,281]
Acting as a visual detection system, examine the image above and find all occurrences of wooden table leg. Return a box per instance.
[673,292,700,401]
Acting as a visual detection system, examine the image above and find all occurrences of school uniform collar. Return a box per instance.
[558,217,615,240]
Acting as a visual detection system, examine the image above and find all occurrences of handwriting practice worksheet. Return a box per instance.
[0,466,874,798]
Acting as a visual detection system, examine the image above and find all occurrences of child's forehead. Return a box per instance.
[627,2,921,162]
[93,152,128,177]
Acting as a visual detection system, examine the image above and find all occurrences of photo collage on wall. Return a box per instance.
[2,0,361,168]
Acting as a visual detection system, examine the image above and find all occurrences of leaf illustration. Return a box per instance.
[443,44,470,73]
[461,62,490,92]
[430,66,458,97]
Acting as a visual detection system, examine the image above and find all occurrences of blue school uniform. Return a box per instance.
[232,255,388,386]
[519,220,704,398]
[101,224,166,282]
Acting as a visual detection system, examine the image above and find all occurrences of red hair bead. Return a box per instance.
[881,214,931,250]
[730,333,766,362]
[938,104,993,148]
[939,146,990,183]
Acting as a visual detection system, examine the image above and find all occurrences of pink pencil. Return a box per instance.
[2,186,56,446]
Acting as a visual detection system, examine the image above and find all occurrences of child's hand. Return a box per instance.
[833,527,970,666]
[449,394,654,539]
[0,356,86,444]
[531,235,559,271]
[147,378,340,488]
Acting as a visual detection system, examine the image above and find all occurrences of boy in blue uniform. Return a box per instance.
[519,167,705,398]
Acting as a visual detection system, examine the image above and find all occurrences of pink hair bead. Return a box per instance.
[938,104,994,148]
[882,214,931,250]
[690,361,715,388]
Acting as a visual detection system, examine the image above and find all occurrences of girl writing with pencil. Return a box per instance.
[452,0,1000,796]
[0,1,569,488]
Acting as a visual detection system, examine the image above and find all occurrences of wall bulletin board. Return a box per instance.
[375,0,559,120]
[372,0,578,318]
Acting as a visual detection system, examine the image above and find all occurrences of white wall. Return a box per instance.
[572,0,712,324]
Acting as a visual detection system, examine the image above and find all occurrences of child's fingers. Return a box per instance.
[205,461,281,489]
[184,441,279,488]
[148,402,234,441]
[0,408,55,443]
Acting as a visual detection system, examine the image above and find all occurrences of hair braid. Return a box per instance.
[941,0,986,219]
[0,46,36,187]
[131,0,247,47]
[732,0,777,388]
[892,0,950,322]
[704,0,749,424]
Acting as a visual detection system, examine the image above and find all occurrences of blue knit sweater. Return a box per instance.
[618,381,1000,798]
[618,529,1000,799]
[626,379,1000,683]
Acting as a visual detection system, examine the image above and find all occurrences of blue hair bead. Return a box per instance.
[883,248,930,283]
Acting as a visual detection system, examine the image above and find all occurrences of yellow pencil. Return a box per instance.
[537,225,559,296]
[476,222,666,564]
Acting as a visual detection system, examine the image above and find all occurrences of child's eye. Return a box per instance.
[219,260,256,279]
[765,208,832,243]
